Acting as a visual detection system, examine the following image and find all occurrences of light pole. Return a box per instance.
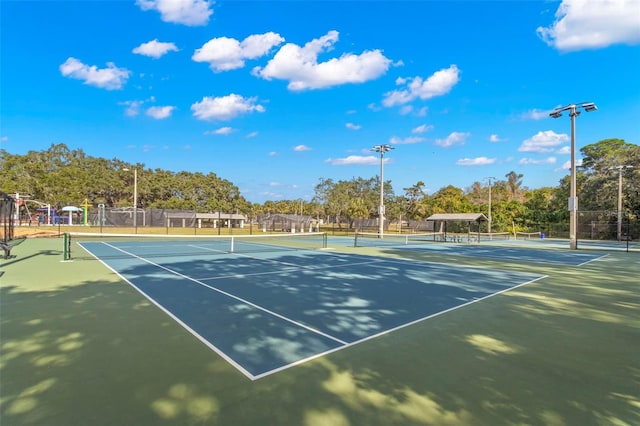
[610,165,633,241]
[549,102,597,250]
[123,167,138,232]
[371,144,394,238]
[485,176,496,235]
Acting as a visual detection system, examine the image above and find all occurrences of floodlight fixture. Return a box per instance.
[549,101,598,249]
[371,144,394,238]
[371,144,394,155]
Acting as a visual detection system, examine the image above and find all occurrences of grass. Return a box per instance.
[1,237,638,425]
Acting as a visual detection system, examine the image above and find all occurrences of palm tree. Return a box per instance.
[505,171,524,202]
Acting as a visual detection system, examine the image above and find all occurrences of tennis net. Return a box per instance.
[66,232,327,260]
[477,232,511,241]
[354,232,444,247]
[515,231,542,240]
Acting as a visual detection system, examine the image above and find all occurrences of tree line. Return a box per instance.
[1,139,638,233]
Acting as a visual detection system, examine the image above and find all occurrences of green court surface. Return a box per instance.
[1,236,639,425]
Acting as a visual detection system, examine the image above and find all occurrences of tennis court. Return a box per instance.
[77,234,545,379]
[2,234,639,425]
[353,232,608,266]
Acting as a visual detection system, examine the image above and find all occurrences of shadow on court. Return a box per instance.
[81,246,543,378]
[1,238,638,425]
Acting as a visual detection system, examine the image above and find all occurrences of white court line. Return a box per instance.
[189,242,380,280]
[80,241,549,381]
[577,253,609,266]
[252,274,549,380]
[77,242,255,379]
[191,243,328,268]
[196,260,381,281]
[101,242,348,344]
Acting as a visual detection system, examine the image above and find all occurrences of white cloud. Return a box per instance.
[346,122,361,130]
[556,146,571,154]
[146,105,175,119]
[293,144,312,151]
[120,97,156,116]
[519,157,557,165]
[519,130,569,152]
[268,151,277,156]
[253,30,392,91]
[60,57,130,90]
[1,136,8,142]
[558,158,583,170]
[382,65,460,107]
[242,33,286,58]
[191,94,265,121]
[325,155,381,166]
[416,107,428,117]
[136,0,213,26]
[246,131,259,138]
[205,127,234,135]
[537,0,640,51]
[489,134,507,142]
[133,39,179,58]
[389,136,425,145]
[435,131,470,147]
[193,32,284,72]
[399,105,413,115]
[120,100,144,116]
[412,124,433,134]
[456,157,496,166]
[520,109,552,120]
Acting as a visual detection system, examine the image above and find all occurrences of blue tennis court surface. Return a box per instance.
[80,240,546,379]
[359,240,606,266]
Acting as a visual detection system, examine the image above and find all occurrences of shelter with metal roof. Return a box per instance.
[426,213,488,223]
[426,213,488,242]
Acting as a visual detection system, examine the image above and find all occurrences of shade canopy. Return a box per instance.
[426,213,488,223]
[61,206,82,212]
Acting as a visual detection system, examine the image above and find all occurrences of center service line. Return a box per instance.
[101,242,349,346]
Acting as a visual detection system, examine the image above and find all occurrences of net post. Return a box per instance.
[230,236,235,253]
[63,233,71,260]
[353,232,358,248]
[323,232,327,249]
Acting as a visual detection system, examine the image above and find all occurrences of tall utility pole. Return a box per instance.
[371,144,394,238]
[549,102,598,250]
[610,165,633,241]
[123,167,138,233]
[485,177,496,234]
[133,168,138,233]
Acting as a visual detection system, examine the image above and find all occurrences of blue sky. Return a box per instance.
[2,0,639,203]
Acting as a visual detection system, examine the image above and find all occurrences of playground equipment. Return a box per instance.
[12,193,92,226]
[12,193,55,225]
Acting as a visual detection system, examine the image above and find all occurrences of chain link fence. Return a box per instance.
[525,210,638,241]
[1,192,15,243]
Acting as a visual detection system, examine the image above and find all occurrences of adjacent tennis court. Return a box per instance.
[353,232,607,265]
[78,234,545,379]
